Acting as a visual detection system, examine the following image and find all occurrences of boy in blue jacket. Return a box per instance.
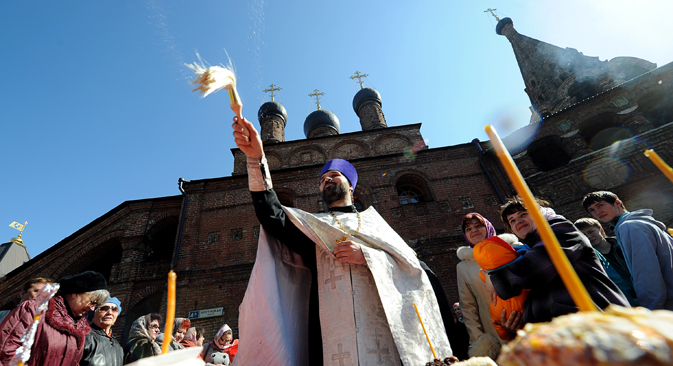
[583,191,673,310]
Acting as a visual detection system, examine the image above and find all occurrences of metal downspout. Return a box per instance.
[172,177,190,270]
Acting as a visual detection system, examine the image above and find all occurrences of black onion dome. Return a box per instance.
[258,101,288,125]
[352,87,382,113]
[496,17,513,35]
[303,110,340,137]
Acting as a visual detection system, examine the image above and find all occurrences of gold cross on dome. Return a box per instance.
[484,8,500,21]
[263,84,282,101]
[309,89,325,110]
[350,71,369,89]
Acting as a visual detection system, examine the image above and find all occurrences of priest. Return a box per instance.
[232,116,451,366]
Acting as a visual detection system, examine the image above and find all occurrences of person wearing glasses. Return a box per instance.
[0,271,109,366]
[80,297,123,366]
[124,313,163,363]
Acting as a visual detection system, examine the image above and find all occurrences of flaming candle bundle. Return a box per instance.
[10,283,60,366]
[185,55,249,141]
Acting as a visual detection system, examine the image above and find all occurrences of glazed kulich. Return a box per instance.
[497,305,673,366]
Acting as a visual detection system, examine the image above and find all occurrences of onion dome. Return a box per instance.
[258,101,288,126]
[352,87,382,113]
[303,110,340,138]
[496,17,513,35]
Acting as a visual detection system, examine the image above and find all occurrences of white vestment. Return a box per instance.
[235,206,451,366]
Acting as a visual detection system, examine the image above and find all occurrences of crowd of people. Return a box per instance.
[0,272,238,366]
[450,190,673,360]
[0,116,671,365]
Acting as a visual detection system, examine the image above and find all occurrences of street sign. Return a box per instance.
[188,307,224,320]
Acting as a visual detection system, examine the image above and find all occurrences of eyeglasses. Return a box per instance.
[149,324,161,330]
[97,305,119,313]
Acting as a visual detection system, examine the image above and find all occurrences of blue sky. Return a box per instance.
[2,0,672,258]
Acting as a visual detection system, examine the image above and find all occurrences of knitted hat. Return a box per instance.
[102,296,122,314]
[58,271,107,294]
[321,159,358,190]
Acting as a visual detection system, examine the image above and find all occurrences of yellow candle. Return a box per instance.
[644,149,673,184]
[484,125,597,312]
[413,302,437,359]
[161,270,177,355]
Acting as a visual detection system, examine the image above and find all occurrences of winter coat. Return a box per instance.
[490,214,630,323]
[80,324,123,366]
[202,324,237,366]
[473,234,530,341]
[456,246,504,359]
[123,315,161,364]
[614,209,673,310]
[0,294,91,366]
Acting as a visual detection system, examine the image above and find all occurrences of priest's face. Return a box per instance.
[320,170,351,206]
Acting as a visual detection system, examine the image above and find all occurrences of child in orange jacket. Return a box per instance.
[473,234,530,340]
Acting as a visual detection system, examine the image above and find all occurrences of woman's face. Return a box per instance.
[66,293,98,318]
[220,333,233,345]
[197,334,205,346]
[148,320,161,340]
[507,210,536,239]
[174,327,188,343]
[465,218,488,245]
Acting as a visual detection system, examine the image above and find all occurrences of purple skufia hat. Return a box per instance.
[462,212,497,247]
[321,159,358,190]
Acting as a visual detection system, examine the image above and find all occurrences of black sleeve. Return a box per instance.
[250,189,315,259]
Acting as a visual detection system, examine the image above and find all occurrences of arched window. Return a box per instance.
[579,113,630,151]
[398,185,425,205]
[395,174,431,205]
[528,136,571,172]
[145,217,179,262]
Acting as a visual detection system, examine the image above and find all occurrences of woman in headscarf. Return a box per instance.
[123,313,163,363]
[180,327,205,348]
[201,324,238,366]
[156,317,190,351]
[0,271,109,366]
[455,212,504,360]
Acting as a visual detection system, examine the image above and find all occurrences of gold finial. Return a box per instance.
[9,221,27,246]
[350,71,369,89]
[484,8,500,21]
[263,84,282,101]
[308,89,325,110]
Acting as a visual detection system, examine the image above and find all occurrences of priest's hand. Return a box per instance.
[232,116,264,160]
[333,241,366,265]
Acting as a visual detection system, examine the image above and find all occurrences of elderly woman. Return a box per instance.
[180,327,205,348]
[485,196,629,332]
[156,317,190,351]
[124,313,163,363]
[455,212,503,360]
[0,271,109,366]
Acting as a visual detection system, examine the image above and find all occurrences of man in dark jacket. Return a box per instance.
[80,297,123,366]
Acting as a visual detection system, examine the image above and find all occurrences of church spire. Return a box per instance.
[496,17,611,118]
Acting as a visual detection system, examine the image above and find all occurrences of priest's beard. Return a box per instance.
[322,182,349,207]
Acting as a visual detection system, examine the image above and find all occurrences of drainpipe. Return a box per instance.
[172,177,190,270]
[472,138,505,204]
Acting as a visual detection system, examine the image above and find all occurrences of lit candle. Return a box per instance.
[644,149,673,184]
[162,270,177,355]
[413,302,437,359]
[484,125,597,312]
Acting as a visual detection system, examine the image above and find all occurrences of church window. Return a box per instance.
[230,229,243,241]
[207,232,220,244]
[568,79,600,102]
[639,90,673,128]
[395,174,432,205]
[579,113,630,151]
[528,136,571,171]
[145,217,179,262]
[398,185,424,205]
